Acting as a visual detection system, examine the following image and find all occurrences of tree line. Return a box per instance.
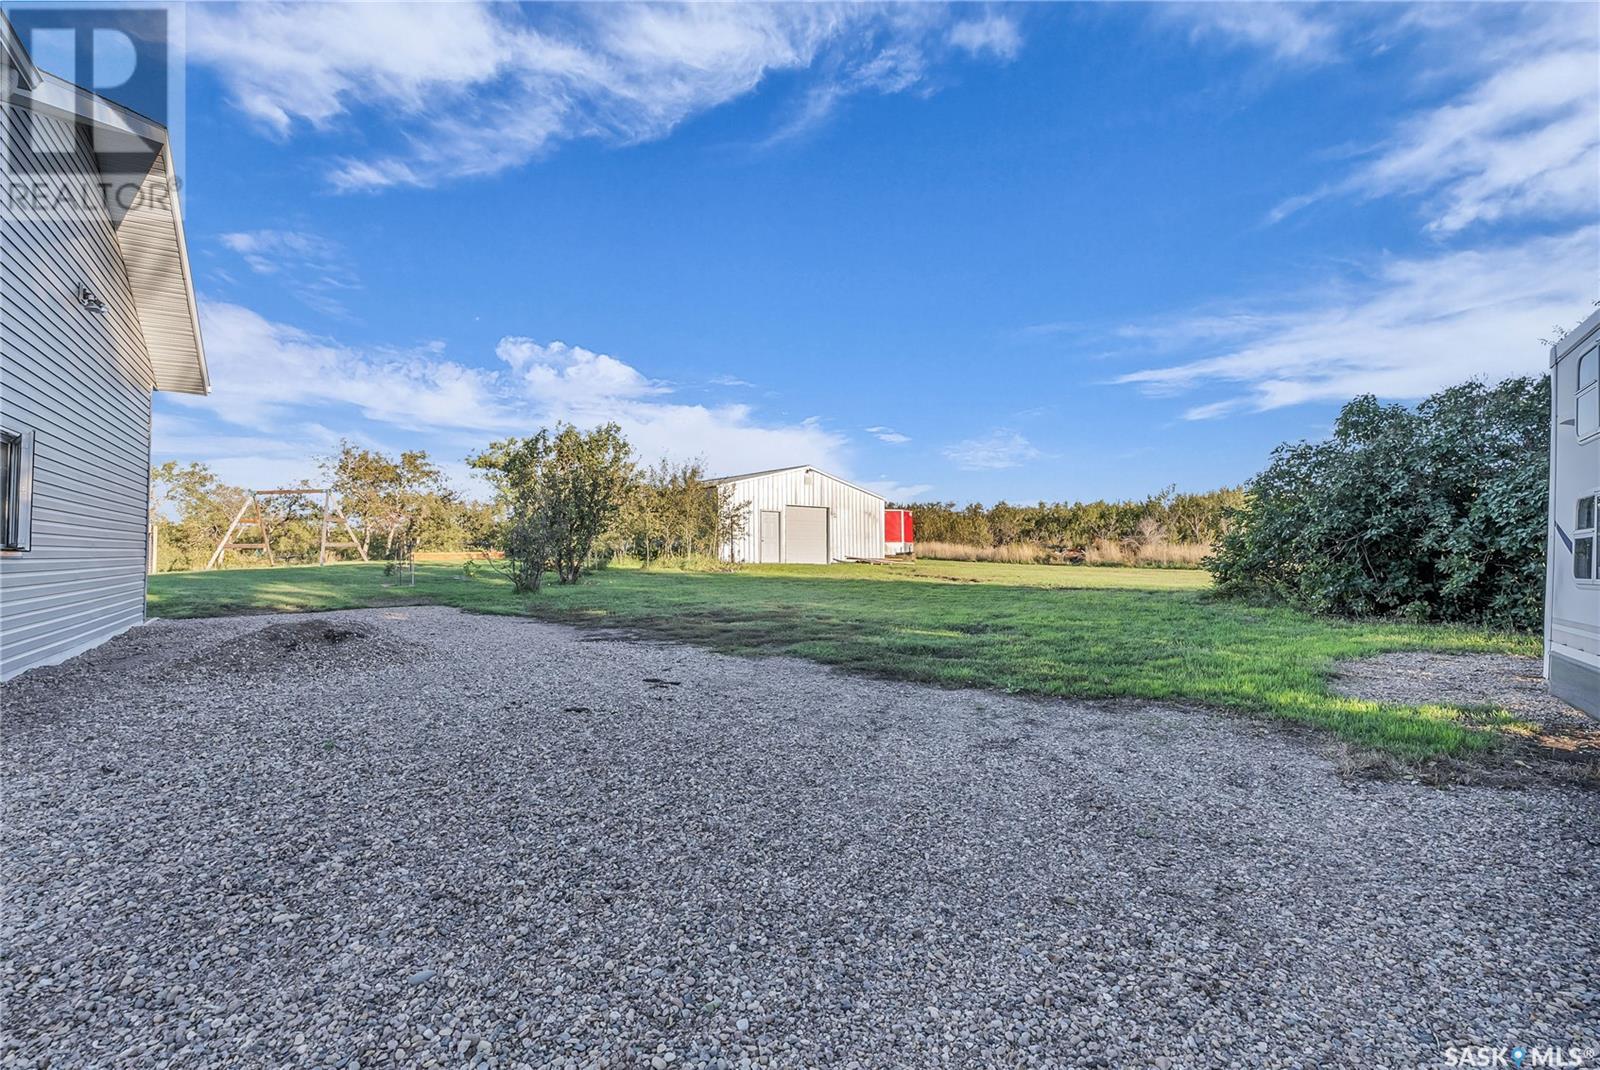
[900,487,1243,565]
[151,428,745,582]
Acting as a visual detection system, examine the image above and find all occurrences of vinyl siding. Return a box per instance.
[1,105,155,680]
[716,468,884,563]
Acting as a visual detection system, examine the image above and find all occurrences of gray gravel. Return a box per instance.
[2,606,1597,1069]
[1331,652,1590,730]
[1331,652,1600,760]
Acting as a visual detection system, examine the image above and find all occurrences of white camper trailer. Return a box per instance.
[1545,306,1600,715]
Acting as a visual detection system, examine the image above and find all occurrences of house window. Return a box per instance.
[1579,346,1599,441]
[1577,492,1598,582]
[0,426,35,552]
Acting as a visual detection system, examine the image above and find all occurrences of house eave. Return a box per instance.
[5,64,208,395]
[1,13,39,91]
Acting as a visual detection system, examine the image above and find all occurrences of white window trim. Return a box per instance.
[1578,346,1599,443]
[1576,489,1599,588]
[0,425,35,553]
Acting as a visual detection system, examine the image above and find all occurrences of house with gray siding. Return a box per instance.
[0,15,208,680]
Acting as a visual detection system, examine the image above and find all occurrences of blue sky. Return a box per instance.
[53,2,1600,501]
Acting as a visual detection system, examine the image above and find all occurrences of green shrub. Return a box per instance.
[1210,377,1548,630]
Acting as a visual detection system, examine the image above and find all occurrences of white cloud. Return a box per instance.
[1135,3,1599,421]
[190,2,1025,190]
[866,426,911,445]
[219,230,339,275]
[1163,2,1342,64]
[948,14,1023,61]
[152,410,338,492]
[218,229,359,315]
[496,337,667,406]
[1348,46,1599,235]
[164,301,851,489]
[178,302,508,433]
[188,3,514,135]
[1197,4,1600,235]
[1115,227,1599,418]
[942,430,1040,471]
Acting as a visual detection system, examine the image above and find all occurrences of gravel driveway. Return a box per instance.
[2,606,1596,1068]
[1330,652,1600,761]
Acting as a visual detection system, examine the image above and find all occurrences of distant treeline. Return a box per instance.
[897,487,1243,566]
[151,435,745,577]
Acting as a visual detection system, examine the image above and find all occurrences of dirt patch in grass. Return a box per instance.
[1331,651,1600,775]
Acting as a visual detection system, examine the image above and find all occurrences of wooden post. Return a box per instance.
[343,511,370,562]
[206,497,254,570]
[318,490,330,566]
[258,495,276,566]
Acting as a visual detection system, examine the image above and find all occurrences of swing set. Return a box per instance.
[204,488,369,570]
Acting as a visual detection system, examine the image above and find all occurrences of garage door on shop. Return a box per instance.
[784,506,828,564]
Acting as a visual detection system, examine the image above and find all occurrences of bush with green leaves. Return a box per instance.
[469,423,635,592]
[1209,376,1549,630]
[618,458,748,567]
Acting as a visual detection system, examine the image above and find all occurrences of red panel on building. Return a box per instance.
[885,510,914,548]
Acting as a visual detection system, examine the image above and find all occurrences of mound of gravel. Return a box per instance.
[170,617,424,677]
[2,607,1596,1068]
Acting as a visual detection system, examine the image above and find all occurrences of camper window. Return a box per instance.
[1578,493,1598,582]
[1579,347,1599,441]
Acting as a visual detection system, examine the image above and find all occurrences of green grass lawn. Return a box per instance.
[148,558,1540,759]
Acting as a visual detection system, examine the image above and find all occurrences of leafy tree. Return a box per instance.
[621,458,748,567]
[469,423,635,591]
[905,502,994,546]
[149,462,249,571]
[321,442,454,557]
[1209,376,1548,629]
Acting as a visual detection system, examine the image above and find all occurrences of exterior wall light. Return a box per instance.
[76,284,107,314]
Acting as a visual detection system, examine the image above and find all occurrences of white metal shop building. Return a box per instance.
[712,466,886,564]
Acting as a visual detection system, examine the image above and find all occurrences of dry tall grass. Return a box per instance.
[916,541,1050,564]
[918,538,1210,569]
[1083,539,1125,566]
[1134,541,1210,568]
